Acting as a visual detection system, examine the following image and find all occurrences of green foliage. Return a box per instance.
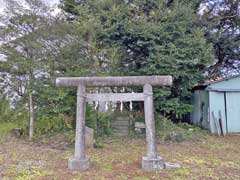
[155,97,192,118]
[34,79,77,116]
[93,140,105,148]
[62,0,214,120]
[96,112,113,136]
[0,97,28,139]
[86,106,113,136]
[133,113,145,123]
[62,0,80,15]
[0,0,96,138]
[34,114,71,135]
[0,97,15,122]
[199,0,240,78]
[156,118,208,142]
[0,97,28,127]
[0,122,18,140]
[1,0,225,139]
[31,91,114,136]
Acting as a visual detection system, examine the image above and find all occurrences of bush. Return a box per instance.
[0,97,25,123]
[34,113,72,135]
[86,106,113,137]
[0,122,19,140]
[156,118,208,142]
[0,97,28,137]
[32,104,113,137]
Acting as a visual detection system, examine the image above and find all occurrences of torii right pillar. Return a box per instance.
[142,84,165,170]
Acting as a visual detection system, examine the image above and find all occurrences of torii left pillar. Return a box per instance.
[68,84,89,170]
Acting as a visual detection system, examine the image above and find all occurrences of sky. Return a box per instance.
[0,0,60,14]
[42,0,59,6]
[0,0,6,14]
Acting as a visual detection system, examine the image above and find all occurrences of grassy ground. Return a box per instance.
[0,133,240,180]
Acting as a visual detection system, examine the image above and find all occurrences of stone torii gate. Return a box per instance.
[56,76,172,171]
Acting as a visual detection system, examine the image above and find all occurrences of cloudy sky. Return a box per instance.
[42,0,59,6]
[0,0,6,13]
[0,0,60,14]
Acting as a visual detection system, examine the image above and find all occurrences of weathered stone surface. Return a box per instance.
[135,122,146,134]
[56,76,173,87]
[75,85,86,157]
[112,120,129,126]
[86,93,144,102]
[68,157,89,171]
[142,156,165,170]
[135,122,146,129]
[164,162,181,169]
[112,115,129,136]
[144,84,157,160]
[85,126,94,148]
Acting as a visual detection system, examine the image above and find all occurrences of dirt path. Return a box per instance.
[0,135,240,180]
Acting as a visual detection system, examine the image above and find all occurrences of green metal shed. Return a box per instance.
[191,75,240,134]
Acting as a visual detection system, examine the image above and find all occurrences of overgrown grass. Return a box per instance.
[156,118,209,142]
[0,122,18,140]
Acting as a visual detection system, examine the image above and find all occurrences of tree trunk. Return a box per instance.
[29,92,34,140]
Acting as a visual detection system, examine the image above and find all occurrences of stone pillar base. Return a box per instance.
[142,156,165,170]
[68,157,89,171]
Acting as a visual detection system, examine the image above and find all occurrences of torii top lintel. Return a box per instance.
[56,76,172,87]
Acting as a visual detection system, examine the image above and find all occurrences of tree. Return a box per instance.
[198,0,240,78]
[62,0,213,120]
[0,0,71,139]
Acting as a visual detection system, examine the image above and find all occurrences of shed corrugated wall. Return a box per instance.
[191,90,209,129]
[208,91,227,134]
[208,76,240,133]
[225,92,240,132]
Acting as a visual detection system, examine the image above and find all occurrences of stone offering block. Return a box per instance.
[85,126,94,148]
[164,162,181,169]
[135,122,146,134]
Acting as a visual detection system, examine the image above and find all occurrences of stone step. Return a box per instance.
[112,126,129,130]
[111,115,130,136]
[114,117,129,121]
[113,132,128,136]
[113,129,129,133]
[113,130,129,135]
[111,121,129,126]
[113,125,128,129]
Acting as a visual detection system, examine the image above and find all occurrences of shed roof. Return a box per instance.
[193,74,240,91]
